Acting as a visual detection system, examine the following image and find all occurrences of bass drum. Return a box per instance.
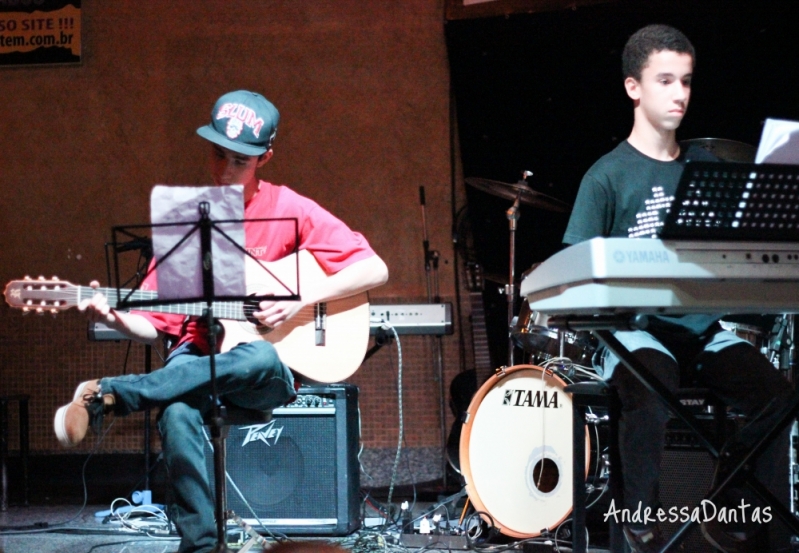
[459,364,591,539]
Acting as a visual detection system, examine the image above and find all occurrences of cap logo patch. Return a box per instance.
[215,102,265,139]
[225,118,244,140]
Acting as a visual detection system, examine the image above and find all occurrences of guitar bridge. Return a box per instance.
[315,302,327,346]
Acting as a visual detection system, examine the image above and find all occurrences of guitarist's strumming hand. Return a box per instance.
[253,298,308,329]
[77,281,161,345]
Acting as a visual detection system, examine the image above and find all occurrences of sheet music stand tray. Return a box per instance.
[552,161,799,552]
[660,160,799,242]
[110,203,301,553]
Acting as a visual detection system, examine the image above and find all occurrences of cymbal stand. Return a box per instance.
[419,187,448,489]
[780,314,795,378]
[504,171,533,367]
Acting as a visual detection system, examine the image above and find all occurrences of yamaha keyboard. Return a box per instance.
[520,238,799,315]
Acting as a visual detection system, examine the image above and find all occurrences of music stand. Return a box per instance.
[660,160,799,242]
[550,161,799,552]
[110,190,301,552]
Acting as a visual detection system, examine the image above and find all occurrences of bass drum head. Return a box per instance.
[459,364,588,538]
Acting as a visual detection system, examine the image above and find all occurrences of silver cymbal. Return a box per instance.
[680,138,756,163]
[465,177,571,213]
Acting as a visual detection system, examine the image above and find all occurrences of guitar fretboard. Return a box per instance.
[87,287,250,321]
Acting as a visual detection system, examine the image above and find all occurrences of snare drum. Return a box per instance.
[512,299,595,363]
[459,364,597,538]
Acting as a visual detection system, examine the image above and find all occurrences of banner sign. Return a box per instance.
[0,0,81,66]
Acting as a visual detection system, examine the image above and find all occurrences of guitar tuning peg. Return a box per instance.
[23,275,32,281]
[51,276,59,281]
[49,308,58,315]
[22,307,30,314]
[35,307,44,315]
[37,276,45,281]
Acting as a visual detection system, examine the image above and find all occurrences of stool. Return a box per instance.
[1,394,30,511]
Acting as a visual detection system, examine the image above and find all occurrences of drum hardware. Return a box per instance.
[464,175,572,213]
[503,171,529,367]
[512,298,597,366]
[466,170,574,368]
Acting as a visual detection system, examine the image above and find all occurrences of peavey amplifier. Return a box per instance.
[204,384,360,536]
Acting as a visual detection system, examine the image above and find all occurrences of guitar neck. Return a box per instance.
[469,290,493,383]
[87,287,249,321]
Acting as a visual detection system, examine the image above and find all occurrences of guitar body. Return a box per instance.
[220,251,370,382]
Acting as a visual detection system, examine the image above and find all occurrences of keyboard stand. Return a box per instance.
[549,314,799,553]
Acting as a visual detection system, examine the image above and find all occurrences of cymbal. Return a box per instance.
[465,177,571,213]
[680,138,756,163]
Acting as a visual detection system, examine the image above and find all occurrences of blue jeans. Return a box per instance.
[101,341,296,553]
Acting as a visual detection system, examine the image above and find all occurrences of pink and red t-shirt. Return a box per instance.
[137,180,376,351]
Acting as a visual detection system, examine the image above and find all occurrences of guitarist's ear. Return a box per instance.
[257,150,273,167]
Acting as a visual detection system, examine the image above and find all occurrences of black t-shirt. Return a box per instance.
[563,140,721,335]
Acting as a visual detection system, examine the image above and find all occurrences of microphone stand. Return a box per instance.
[420,186,448,489]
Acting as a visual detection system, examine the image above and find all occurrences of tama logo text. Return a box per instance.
[503,389,559,408]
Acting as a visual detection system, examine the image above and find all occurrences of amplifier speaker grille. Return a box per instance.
[658,422,791,553]
[204,383,360,536]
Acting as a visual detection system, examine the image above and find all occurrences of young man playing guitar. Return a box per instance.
[53,90,388,553]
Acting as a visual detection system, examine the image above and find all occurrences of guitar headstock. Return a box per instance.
[4,276,79,314]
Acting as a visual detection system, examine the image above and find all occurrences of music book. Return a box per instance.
[150,184,246,300]
[755,118,799,165]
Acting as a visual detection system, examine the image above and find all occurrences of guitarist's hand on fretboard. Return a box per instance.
[78,280,115,324]
[78,281,161,345]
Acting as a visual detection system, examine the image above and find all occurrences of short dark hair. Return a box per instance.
[622,24,695,81]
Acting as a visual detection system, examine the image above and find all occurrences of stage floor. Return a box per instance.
[0,501,613,553]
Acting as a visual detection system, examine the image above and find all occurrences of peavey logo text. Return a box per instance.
[503,389,559,408]
[240,421,283,447]
[613,249,671,264]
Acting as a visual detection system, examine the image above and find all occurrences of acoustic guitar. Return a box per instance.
[4,250,370,383]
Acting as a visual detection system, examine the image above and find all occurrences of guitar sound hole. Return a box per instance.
[243,300,272,332]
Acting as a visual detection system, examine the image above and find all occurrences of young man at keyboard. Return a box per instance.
[563,24,795,553]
